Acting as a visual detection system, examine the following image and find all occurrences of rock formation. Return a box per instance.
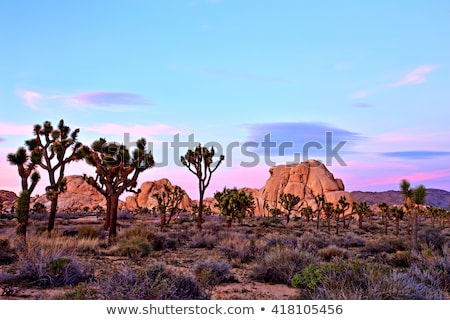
[32,175,121,212]
[256,160,353,216]
[125,178,192,211]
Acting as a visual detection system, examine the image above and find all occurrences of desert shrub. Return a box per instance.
[318,245,348,262]
[78,226,100,239]
[189,231,218,249]
[339,233,366,248]
[113,236,152,258]
[99,263,206,299]
[146,232,171,251]
[291,264,325,290]
[299,231,332,251]
[265,234,298,250]
[0,238,18,265]
[191,260,235,290]
[18,255,87,287]
[218,233,260,264]
[251,247,315,284]
[55,282,98,300]
[118,211,135,220]
[419,227,446,251]
[389,251,411,268]
[363,237,408,255]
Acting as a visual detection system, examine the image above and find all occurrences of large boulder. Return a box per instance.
[256,160,353,216]
[32,175,124,212]
[125,178,192,211]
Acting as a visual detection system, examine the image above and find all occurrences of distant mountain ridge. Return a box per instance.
[351,188,450,209]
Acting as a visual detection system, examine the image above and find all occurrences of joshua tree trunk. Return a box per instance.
[104,196,111,230]
[47,194,59,234]
[358,214,363,229]
[395,217,400,236]
[109,195,119,240]
[160,211,166,230]
[198,190,204,231]
[411,208,418,252]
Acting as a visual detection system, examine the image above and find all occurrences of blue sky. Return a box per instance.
[1,0,449,198]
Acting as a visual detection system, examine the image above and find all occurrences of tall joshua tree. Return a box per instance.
[400,179,426,252]
[25,120,85,235]
[411,185,426,252]
[7,147,40,241]
[181,144,224,231]
[84,137,154,240]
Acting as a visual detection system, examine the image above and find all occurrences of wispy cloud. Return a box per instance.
[0,137,5,142]
[17,90,42,109]
[380,150,450,159]
[390,65,436,87]
[350,65,437,100]
[245,122,364,159]
[72,92,151,106]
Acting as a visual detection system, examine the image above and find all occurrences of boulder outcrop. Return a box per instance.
[32,175,113,212]
[125,178,192,211]
[256,160,353,216]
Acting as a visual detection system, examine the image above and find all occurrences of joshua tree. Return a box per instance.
[313,194,325,230]
[411,184,426,252]
[300,205,313,223]
[333,196,350,235]
[0,202,3,214]
[353,201,370,229]
[181,144,224,231]
[214,187,254,228]
[84,137,154,240]
[152,184,186,229]
[278,193,302,224]
[7,147,41,241]
[25,120,85,235]
[323,201,334,233]
[378,202,390,235]
[391,205,405,236]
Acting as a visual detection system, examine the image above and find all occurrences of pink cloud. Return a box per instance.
[0,122,34,136]
[17,90,42,109]
[72,92,150,106]
[390,65,436,87]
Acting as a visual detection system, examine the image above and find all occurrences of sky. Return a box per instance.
[1,0,449,199]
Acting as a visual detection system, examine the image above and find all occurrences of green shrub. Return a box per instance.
[291,264,324,290]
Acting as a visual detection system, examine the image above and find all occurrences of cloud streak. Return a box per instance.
[72,92,151,106]
[350,65,437,100]
[390,65,436,87]
[380,150,450,160]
